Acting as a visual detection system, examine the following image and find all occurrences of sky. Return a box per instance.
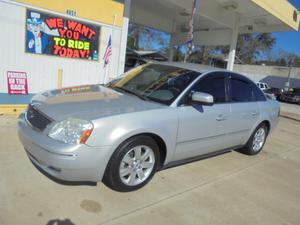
[272,0,300,56]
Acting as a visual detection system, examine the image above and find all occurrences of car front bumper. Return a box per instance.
[18,112,113,182]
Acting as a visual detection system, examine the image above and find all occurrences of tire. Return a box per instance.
[240,123,268,155]
[103,135,160,192]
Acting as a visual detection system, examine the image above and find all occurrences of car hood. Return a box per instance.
[31,84,164,121]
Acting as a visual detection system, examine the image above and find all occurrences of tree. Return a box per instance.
[276,58,287,66]
[293,56,300,67]
[186,46,216,64]
[185,33,276,66]
[173,45,185,62]
[127,24,300,68]
[269,49,300,67]
[217,33,276,64]
[127,23,170,52]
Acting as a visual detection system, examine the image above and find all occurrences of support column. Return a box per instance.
[168,21,177,62]
[118,0,131,76]
[169,34,175,62]
[227,15,239,71]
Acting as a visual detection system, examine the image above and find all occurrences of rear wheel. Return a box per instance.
[240,123,268,155]
[103,135,159,192]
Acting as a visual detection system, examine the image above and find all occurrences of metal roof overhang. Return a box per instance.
[130,0,300,46]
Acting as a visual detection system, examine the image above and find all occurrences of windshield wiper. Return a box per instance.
[112,87,149,101]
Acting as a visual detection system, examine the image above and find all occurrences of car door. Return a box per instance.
[227,73,260,146]
[174,72,232,161]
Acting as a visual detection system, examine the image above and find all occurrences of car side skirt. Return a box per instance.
[160,145,243,170]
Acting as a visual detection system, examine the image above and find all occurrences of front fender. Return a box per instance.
[86,108,178,165]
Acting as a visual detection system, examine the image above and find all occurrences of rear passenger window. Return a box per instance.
[231,78,253,102]
[252,84,267,101]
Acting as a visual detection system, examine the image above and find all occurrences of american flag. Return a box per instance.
[187,0,197,56]
[103,35,112,68]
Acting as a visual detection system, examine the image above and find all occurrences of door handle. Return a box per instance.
[216,115,227,121]
[251,111,259,116]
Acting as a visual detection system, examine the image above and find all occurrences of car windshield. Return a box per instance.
[109,64,200,105]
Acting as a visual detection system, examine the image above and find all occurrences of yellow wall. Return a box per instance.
[0,105,27,116]
[15,0,124,27]
[251,0,299,31]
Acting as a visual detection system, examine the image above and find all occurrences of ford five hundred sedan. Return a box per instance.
[18,62,280,192]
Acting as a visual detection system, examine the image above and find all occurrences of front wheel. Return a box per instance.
[240,123,268,155]
[103,135,160,192]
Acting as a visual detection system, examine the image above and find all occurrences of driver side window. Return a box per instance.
[191,73,227,104]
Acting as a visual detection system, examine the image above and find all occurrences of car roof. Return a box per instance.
[150,61,259,87]
[151,61,226,73]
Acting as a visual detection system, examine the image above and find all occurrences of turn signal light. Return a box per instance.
[80,129,93,144]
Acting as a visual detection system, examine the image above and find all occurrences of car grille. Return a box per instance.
[26,104,53,131]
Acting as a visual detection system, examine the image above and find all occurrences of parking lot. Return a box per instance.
[0,115,300,225]
[280,102,300,120]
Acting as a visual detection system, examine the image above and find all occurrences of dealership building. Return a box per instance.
[0,0,299,114]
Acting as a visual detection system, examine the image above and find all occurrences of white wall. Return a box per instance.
[234,64,300,80]
[0,2,122,95]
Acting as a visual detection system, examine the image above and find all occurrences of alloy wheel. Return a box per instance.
[252,127,266,152]
[119,145,155,186]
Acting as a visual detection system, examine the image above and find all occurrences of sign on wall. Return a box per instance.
[7,71,28,95]
[25,9,100,61]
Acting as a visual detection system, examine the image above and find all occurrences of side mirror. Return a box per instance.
[191,91,214,105]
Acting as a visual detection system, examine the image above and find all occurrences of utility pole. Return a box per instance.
[285,58,293,91]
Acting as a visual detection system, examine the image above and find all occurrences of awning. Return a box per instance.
[130,0,300,46]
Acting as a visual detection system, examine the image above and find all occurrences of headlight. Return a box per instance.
[48,118,93,144]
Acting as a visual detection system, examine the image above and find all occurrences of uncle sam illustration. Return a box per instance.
[26,11,58,54]
[26,12,49,54]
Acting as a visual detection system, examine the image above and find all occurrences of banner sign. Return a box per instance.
[25,9,100,61]
[7,71,28,95]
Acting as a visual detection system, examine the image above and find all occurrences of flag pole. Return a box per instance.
[103,14,117,84]
[107,14,117,82]
[185,0,197,63]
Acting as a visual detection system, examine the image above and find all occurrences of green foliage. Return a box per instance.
[185,33,276,65]
[293,56,300,67]
[127,36,135,49]
[237,33,276,63]
[264,49,300,67]
[173,46,185,62]
[217,33,276,64]
[127,23,300,67]
[127,23,170,52]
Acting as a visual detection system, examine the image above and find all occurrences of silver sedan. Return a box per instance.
[18,62,280,192]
